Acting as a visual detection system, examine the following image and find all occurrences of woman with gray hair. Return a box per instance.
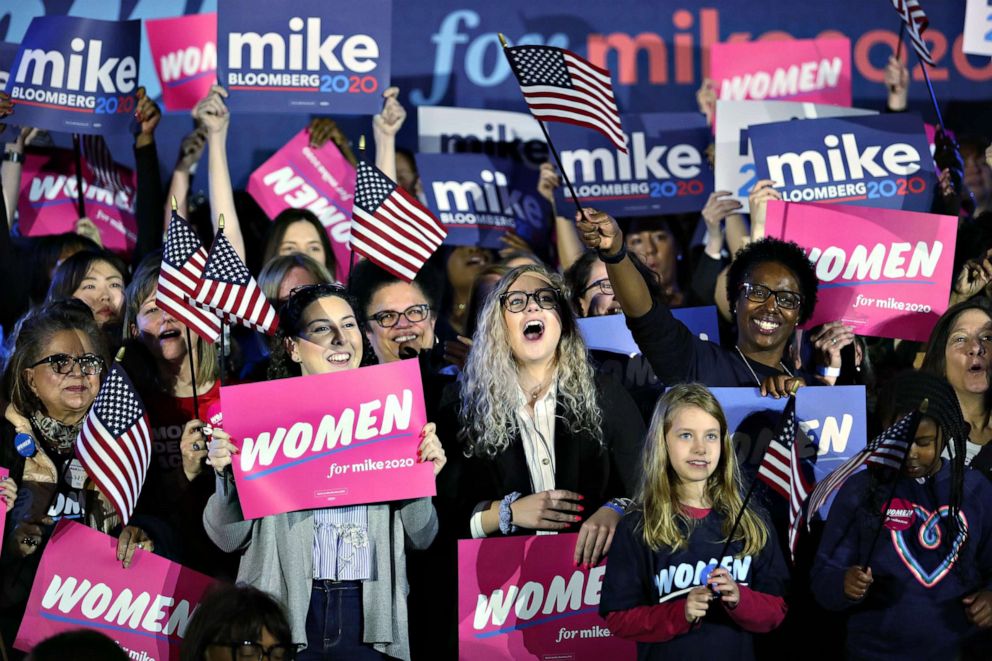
[448,264,645,566]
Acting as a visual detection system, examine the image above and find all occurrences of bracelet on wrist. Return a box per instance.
[499,491,522,535]
[817,365,841,378]
[597,242,627,264]
[3,151,23,164]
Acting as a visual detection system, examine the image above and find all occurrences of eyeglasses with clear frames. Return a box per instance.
[30,353,105,376]
[209,641,303,661]
[500,288,561,313]
[369,304,432,328]
[739,283,803,310]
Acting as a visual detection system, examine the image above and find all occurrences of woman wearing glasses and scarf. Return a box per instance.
[0,302,160,652]
[204,283,445,660]
[577,209,822,396]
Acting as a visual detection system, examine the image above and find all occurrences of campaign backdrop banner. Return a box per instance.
[18,148,137,255]
[418,153,550,251]
[711,37,852,106]
[963,0,992,56]
[764,201,956,341]
[15,520,216,659]
[552,113,713,217]
[417,105,548,170]
[578,307,720,357]
[750,113,935,212]
[711,385,867,516]
[459,533,635,660]
[221,360,434,519]
[714,100,876,212]
[246,128,356,282]
[217,0,391,114]
[145,13,217,112]
[4,16,140,135]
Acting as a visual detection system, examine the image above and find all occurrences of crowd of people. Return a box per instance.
[1,48,991,660]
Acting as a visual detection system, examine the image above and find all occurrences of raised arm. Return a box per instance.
[194,85,245,261]
[373,86,406,181]
[164,126,208,231]
[133,87,165,263]
[574,208,652,318]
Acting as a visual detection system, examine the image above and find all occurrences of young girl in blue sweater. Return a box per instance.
[811,371,992,659]
[600,383,789,660]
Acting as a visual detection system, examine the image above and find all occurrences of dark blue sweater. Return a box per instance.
[811,463,992,660]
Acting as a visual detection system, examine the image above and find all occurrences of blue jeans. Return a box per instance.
[298,580,387,660]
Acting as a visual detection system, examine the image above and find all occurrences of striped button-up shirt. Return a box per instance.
[312,506,374,580]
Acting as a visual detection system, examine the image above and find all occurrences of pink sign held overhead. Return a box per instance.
[764,200,957,341]
[459,534,635,661]
[711,37,852,107]
[220,360,435,520]
[247,129,356,282]
[18,149,137,255]
[145,13,218,112]
[15,520,216,660]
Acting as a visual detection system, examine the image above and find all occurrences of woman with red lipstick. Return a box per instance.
[921,299,992,478]
[576,208,820,396]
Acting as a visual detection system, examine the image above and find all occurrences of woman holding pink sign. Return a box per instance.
[204,283,446,661]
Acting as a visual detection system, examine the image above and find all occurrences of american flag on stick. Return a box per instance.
[503,42,627,153]
[75,361,152,525]
[158,211,222,343]
[194,231,278,335]
[891,0,934,66]
[756,396,813,560]
[806,408,919,528]
[82,134,130,196]
[350,160,447,282]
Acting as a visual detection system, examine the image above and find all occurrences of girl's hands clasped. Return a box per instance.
[706,567,741,608]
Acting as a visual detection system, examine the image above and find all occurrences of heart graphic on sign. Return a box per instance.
[890,504,968,588]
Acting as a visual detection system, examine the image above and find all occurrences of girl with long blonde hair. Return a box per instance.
[600,384,788,659]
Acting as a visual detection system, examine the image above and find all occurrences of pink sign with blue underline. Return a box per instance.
[146,13,217,112]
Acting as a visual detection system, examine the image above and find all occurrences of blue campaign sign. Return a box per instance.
[0,42,20,142]
[418,152,551,250]
[749,113,936,212]
[217,0,391,115]
[712,386,868,517]
[578,307,720,356]
[4,17,140,136]
[552,113,713,217]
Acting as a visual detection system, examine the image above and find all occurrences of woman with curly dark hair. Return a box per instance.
[576,208,820,396]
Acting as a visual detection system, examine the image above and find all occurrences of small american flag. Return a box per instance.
[756,397,813,560]
[194,232,278,335]
[158,212,222,342]
[82,134,130,196]
[350,161,447,282]
[504,44,627,153]
[75,363,152,525]
[806,409,919,528]
[891,0,934,66]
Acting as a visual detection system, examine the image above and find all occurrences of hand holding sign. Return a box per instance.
[537,162,561,204]
[747,179,782,241]
[193,85,230,135]
[574,505,620,568]
[696,78,717,127]
[116,524,154,569]
[0,475,16,512]
[206,427,238,476]
[511,489,583,531]
[417,422,446,476]
[373,86,406,139]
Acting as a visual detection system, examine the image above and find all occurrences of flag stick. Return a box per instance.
[349,136,367,278]
[717,466,765,561]
[497,33,591,222]
[185,327,200,420]
[217,214,227,387]
[917,60,944,129]
[894,23,905,63]
[71,134,87,219]
[860,399,927,572]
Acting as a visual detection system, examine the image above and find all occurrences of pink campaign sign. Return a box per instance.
[764,200,957,342]
[18,149,137,255]
[711,37,852,107]
[459,534,635,661]
[247,129,356,282]
[221,360,434,519]
[145,13,217,112]
[15,520,216,660]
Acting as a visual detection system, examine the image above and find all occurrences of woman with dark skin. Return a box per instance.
[575,208,820,396]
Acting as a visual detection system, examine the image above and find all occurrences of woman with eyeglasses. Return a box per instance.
[576,209,821,396]
[204,283,445,660]
[0,302,159,648]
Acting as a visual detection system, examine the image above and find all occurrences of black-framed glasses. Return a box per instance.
[739,283,803,311]
[30,353,105,376]
[369,304,432,328]
[580,278,613,297]
[500,288,561,313]
[209,642,302,661]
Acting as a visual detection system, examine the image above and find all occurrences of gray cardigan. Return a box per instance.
[203,473,438,660]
